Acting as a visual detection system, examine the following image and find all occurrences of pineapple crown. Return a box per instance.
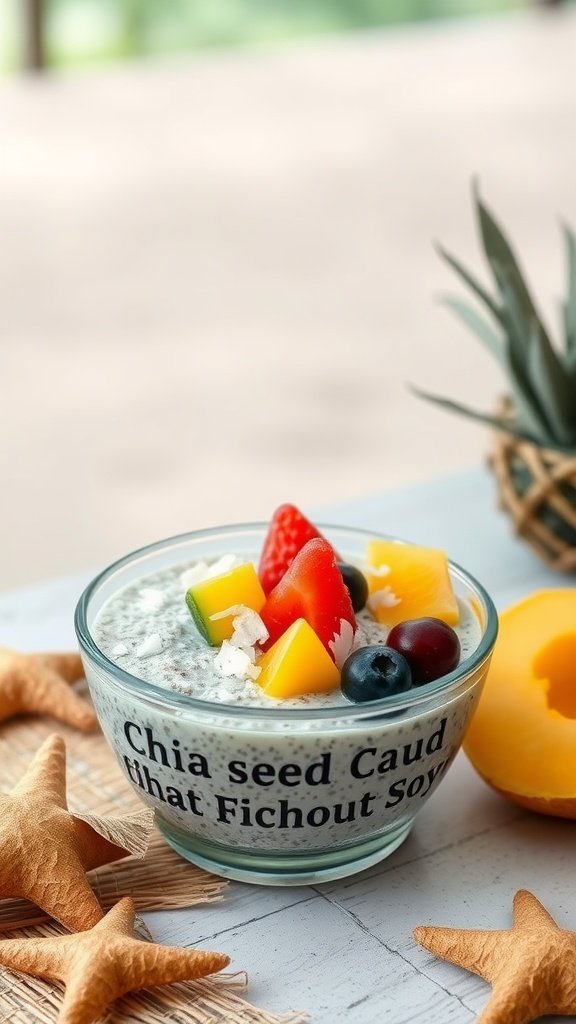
[415,187,576,452]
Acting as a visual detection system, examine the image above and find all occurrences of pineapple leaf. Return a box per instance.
[562,222,576,357]
[498,262,576,448]
[526,321,576,447]
[441,285,550,442]
[409,385,542,444]
[441,296,504,363]
[503,361,554,445]
[437,268,556,443]
[495,268,558,440]
[474,189,548,346]
[474,188,563,415]
[428,190,576,451]
[435,244,500,321]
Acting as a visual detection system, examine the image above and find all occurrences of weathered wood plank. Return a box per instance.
[149,896,477,1024]
[319,813,576,1023]
[146,887,316,948]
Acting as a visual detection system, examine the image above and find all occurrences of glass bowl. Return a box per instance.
[75,523,498,886]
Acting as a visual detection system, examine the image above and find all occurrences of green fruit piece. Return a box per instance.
[185,563,266,646]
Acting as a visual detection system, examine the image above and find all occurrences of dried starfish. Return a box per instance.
[0,647,97,731]
[0,734,152,931]
[414,889,576,1024]
[0,896,230,1024]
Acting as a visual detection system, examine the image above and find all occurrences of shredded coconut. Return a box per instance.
[369,563,391,578]
[180,562,210,588]
[209,604,245,622]
[328,619,355,669]
[214,641,261,681]
[368,586,401,611]
[138,588,165,612]
[210,606,268,665]
[230,608,269,649]
[180,554,243,589]
[135,634,164,659]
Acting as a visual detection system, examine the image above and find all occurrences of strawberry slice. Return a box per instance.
[258,504,328,595]
[260,538,356,665]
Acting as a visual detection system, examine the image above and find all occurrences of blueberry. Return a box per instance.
[341,645,413,703]
[337,563,369,613]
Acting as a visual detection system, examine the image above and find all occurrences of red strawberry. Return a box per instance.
[260,538,356,664]
[258,504,328,595]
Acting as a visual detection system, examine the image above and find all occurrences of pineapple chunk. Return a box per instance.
[186,563,266,646]
[366,540,459,628]
[256,618,340,699]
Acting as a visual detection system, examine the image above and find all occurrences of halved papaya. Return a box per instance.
[464,589,576,818]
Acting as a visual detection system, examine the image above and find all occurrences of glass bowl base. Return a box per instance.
[156,817,415,886]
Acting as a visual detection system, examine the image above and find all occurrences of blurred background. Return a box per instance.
[1,0,576,590]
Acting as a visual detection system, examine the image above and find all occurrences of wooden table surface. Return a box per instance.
[0,469,573,1023]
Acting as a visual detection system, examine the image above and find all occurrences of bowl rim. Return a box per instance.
[74,522,499,723]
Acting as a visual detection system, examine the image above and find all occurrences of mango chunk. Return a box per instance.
[186,563,266,645]
[366,539,459,628]
[256,618,340,699]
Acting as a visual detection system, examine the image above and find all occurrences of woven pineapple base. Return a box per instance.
[0,716,307,1024]
[491,427,576,572]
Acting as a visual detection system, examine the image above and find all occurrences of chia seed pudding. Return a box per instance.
[94,559,481,709]
[76,524,498,885]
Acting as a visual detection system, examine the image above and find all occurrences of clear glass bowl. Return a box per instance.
[75,524,498,886]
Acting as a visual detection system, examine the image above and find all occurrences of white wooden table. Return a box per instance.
[1,469,573,1023]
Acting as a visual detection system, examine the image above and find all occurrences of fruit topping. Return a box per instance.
[341,646,412,703]
[260,538,356,664]
[185,563,266,646]
[256,618,340,699]
[337,563,369,613]
[258,504,329,595]
[365,540,459,628]
[387,617,461,685]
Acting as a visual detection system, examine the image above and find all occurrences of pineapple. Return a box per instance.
[416,188,576,570]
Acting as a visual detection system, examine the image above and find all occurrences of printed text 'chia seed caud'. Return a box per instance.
[121,718,452,830]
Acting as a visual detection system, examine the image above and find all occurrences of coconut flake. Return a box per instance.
[210,553,244,576]
[368,587,401,612]
[214,641,257,680]
[180,562,210,589]
[138,588,165,612]
[328,618,356,669]
[209,604,245,622]
[210,606,268,657]
[135,634,163,659]
[368,563,391,578]
[230,608,269,649]
[180,554,243,590]
[213,625,264,680]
